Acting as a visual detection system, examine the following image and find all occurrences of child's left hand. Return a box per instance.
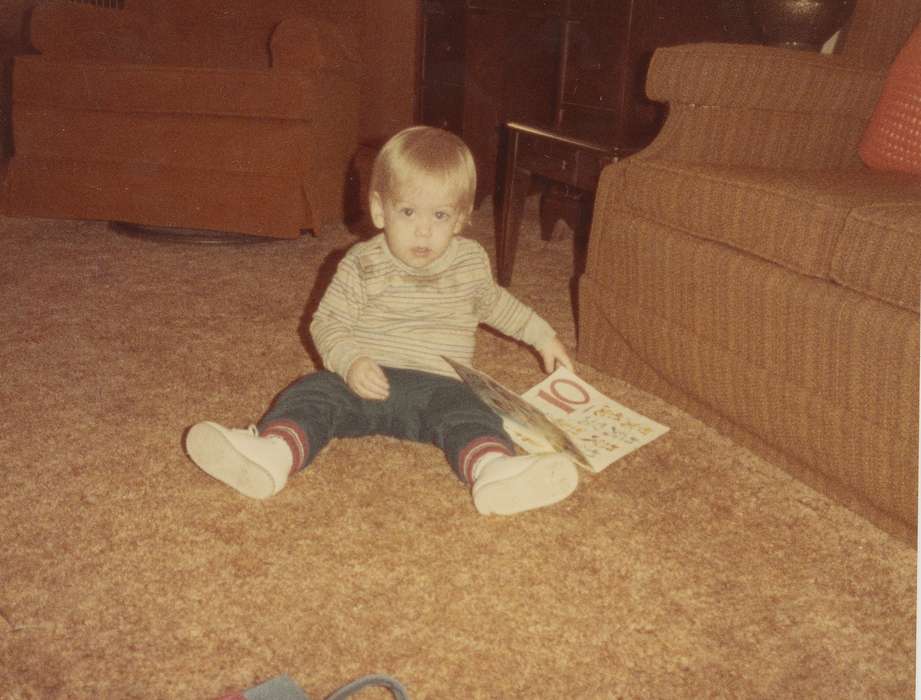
[538,336,574,374]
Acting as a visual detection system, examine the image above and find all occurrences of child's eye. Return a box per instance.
[400,207,414,217]
[434,211,452,221]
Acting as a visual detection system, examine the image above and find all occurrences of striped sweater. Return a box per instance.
[310,233,557,379]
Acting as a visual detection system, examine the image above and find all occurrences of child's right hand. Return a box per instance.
[347,357,390,400]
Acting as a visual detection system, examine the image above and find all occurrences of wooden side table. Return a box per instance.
[496,121,633,286]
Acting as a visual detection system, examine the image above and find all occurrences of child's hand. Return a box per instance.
[347,357,390,400]
[538,337,574,374]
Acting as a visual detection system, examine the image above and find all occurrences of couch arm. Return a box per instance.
[649,43,884,116]
[640,43,887,169]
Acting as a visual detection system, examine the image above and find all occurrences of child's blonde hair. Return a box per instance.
[369,126,477,220]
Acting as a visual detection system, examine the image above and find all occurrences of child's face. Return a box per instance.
[370,179,466,269]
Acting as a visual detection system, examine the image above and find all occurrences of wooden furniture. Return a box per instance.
[497,121,633,286]
[417,0,758,200]
[417,0,466,134]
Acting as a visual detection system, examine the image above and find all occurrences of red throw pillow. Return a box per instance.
[858,22,921,174]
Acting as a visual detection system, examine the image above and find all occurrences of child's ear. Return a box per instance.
[369,192,386,229]
[453,206,472,233]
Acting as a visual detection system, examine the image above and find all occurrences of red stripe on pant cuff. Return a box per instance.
[261,421,308,474]
[458,438,513,485]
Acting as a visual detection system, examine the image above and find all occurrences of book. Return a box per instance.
[445,358,669,473]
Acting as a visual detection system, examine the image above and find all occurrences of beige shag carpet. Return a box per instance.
[0,198,916,699]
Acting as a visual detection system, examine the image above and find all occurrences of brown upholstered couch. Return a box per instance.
[3,0,362,238]
[578,0,921,540]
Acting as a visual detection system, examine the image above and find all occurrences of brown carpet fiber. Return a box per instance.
[0,199,915,698]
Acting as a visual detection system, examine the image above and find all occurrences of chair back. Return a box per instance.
[29,0,362,70]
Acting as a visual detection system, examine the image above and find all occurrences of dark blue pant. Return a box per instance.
[258,367,514,483]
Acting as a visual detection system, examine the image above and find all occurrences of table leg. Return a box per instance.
[497,132,531,286]
[539,184,584,241]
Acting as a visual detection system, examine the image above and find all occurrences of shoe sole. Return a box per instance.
[473,455,578,515]
[186,422,276,499]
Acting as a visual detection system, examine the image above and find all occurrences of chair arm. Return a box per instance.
[13,56,321,120]
[639,43,887,169]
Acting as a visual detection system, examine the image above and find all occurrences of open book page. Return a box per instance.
[445,358,668,473]
[516,367,669,473]
[444,358,590,466]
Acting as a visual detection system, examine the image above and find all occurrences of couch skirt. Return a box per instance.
[578,214,919,540]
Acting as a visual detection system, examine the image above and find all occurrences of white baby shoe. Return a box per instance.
[472,453,578,515]
[185,422,293,499]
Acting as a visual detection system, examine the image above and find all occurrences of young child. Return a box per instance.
[185,126,578,515]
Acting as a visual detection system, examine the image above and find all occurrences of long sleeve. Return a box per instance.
[309,252,368,379]
[473,246,557,349]
[308,235,558,379]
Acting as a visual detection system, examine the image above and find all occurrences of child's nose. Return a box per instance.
[415,218,433,237]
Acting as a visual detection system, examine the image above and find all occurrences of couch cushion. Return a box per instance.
[12,104,313,174]
[832,203,921,312]
[624,160,921,282]
[13,56,315,120]
[858,22,921,175]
